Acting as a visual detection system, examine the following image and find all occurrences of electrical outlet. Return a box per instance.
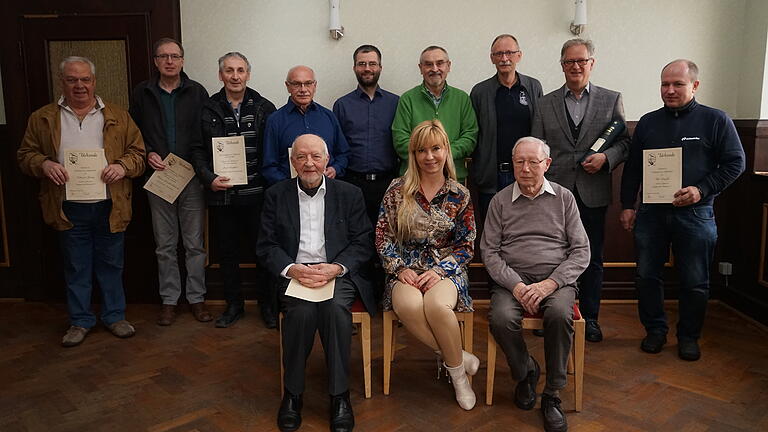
[718,262,733,276]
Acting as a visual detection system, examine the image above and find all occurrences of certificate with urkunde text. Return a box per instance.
[143,153,195,204]
[285,278,335,303]
[212,136,248,185]
[64,149,107,200]
[642,147,682,204]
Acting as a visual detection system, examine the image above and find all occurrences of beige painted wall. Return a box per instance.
[181,0,767,120]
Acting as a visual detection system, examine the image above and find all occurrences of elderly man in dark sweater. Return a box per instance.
[482,136,589,432]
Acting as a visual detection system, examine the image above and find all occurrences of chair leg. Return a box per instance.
[573,318,585,412]
[360,313,372,399]
[279,313,284,398]
[486,327,496,405]
[463,313,474,384]
[567,351,575,374]
[383,310,394,395]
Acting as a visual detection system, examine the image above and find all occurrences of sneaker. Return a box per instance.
[108,320,136,338]
[62,326,90,347]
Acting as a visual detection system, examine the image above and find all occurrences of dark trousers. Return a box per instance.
[280,277,357,396]
[573,189,607,322]
[212,200,274,308]
[634,205,717,341]
[478,172,516,225]
[59,200,126,328]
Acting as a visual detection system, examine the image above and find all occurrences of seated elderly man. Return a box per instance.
[257,133,374,432]
[481,136,589,432]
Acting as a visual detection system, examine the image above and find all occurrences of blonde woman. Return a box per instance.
[375,119,478,409]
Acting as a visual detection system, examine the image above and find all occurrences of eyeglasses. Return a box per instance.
[491,50,520,58]
[355,61,379,68]
[63,77,93,85]
[287,80,316,89]
[513,159,546,167]
[562,58,592,67]
[421,60,448,68]
[155,54,183,61]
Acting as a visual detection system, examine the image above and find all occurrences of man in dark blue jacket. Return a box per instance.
[620,59,745,361]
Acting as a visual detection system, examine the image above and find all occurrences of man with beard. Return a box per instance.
[391,45,478,183]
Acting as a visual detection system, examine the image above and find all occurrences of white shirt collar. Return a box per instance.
[511,178,556,202]
[296,175,327,198]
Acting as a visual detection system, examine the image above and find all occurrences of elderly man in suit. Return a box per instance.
[257,134,374,432]
[531,38,629,343]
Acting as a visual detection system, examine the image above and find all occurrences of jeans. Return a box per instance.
[59,200,126,328]
[634,204,717,341]
[574,190,607,322]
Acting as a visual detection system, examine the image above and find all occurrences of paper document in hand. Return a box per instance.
[64,149,107,200]
[642,147,682,204]
[212,136,248,185]
[143,153,195,204]
[285,278,335,302]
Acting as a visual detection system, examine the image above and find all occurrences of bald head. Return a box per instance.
[285,65,317,111]
[291,134,329,188]
[660,59,700,108]
[661,59,698,82]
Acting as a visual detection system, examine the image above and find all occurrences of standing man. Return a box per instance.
[258,134,374,432]
[18,56,145,346]
[333,44,399,227]
[482,137,589,432]
[470,34,543,221]
[130,38,213,326]
[192,52,277,329]
[262,65,349,185]
[532,38,630,343]
[392,46,478,183]
[620,60,745,361]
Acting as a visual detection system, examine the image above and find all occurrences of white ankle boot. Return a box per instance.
[445,362,476,410]
[435,350,479,377]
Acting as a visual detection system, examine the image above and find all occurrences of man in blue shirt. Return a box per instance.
[333,44,399,227]
[262,66,349,185]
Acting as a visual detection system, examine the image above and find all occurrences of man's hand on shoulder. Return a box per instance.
[324,166,337,179]
[42,160,68,185]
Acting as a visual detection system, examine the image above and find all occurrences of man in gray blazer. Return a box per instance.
[470,34,543,222]
[531,38,629,343]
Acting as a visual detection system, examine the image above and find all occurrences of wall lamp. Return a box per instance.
[570,0,587,35]
[330,0,343,40]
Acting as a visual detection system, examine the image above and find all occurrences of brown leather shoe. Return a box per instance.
[190,302,213,322]
[157,304,176,326]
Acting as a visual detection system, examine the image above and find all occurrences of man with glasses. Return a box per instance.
[18,56,146,346]
[470,34,543,222]
[482,136,589,432]
[130,37,212,326]
[391,45,478,183]
[262,66,349,185]
[532,38,630,344]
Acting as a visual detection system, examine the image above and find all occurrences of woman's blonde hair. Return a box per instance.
[395,119,456,242]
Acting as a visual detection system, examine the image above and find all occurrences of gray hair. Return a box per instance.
[291,134,329,157]
[59,56,96,76]
[512,136,550,159]
[420,45,449,62]
[490,34,519,50]
[560,38,595,63]
[218,52,251,73]
[662,59,699,82]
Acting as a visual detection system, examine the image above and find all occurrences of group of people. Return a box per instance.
[16,33,745,432]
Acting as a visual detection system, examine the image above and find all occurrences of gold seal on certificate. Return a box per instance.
[64,149,107,200]
[212,136,247,185]
[642,147,682,203]
[143,153,195,204]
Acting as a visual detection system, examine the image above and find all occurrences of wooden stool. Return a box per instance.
[382,309,474,395]
[279,298,372,398]
[485,304,584,411]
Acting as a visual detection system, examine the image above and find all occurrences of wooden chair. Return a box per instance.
[485,304,585,411]
[382,309,474,395]
[279,298,372,398]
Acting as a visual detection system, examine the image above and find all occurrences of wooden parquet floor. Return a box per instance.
[1,301,767,432]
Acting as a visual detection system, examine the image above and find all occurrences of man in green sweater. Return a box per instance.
[391,46,478,182]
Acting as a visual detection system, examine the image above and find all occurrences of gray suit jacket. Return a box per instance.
[531,84,629,208]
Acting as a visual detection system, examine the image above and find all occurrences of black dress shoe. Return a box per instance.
[585,320,603,342]
[514,356,540,410]
[640,333,667,354]
[215,303,244,328]
[330,391,354,432]
[678,339,701,361]
[541,393,568,432]
[261,303,278,329]
[277,390,303,432]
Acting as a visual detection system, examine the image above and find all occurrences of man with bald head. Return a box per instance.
[262,66,349,185]
[620,60,745,361]
[258,134,373,431]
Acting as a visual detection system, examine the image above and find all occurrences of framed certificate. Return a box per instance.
[212,136,247,185]
[64,149,107,200]
[642,147,682,204]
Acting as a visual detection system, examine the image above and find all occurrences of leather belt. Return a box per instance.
[498,162,513,173]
